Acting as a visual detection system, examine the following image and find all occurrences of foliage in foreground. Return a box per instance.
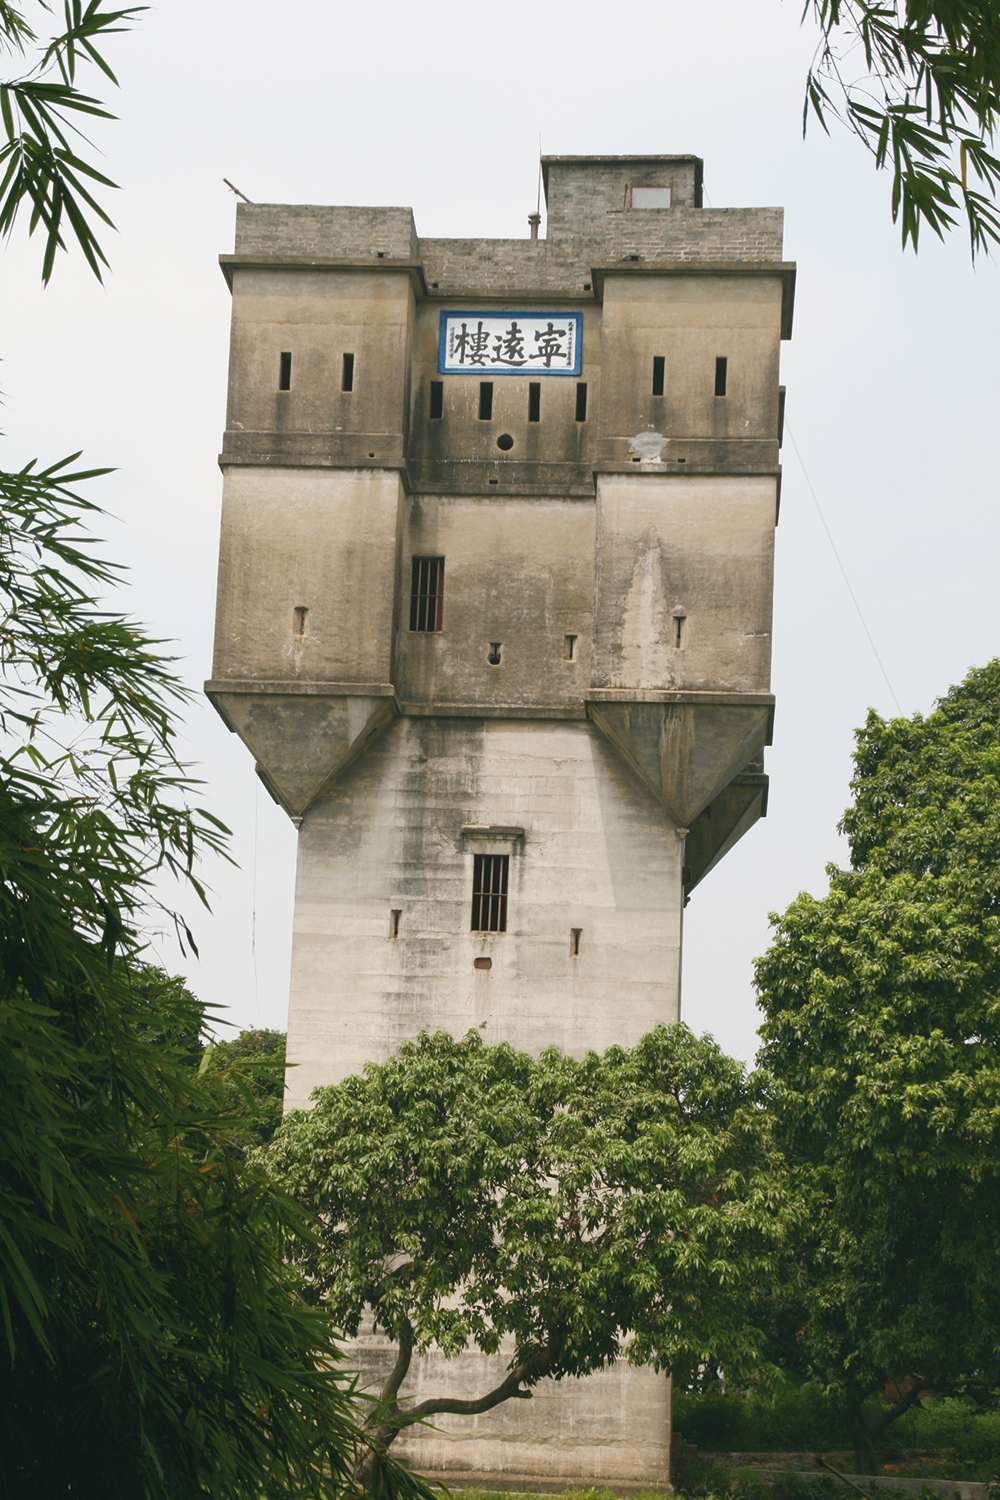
[0,967,358,1498]
[803,1,1000,255]
[0,12,371,1490]
[755,660,1000,1472]
[264,1024,795,1461]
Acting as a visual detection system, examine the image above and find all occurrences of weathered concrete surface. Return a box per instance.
[207,687,396,818]
[285,716,683,1107]
[359,1332,672,1484]
[209,153,792,1486]
[586,695,772,826]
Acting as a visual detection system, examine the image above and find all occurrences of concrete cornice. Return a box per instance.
[219,254,428,295]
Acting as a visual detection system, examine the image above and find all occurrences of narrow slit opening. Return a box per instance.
[429,381,443,419]
[528,383,541,422]
[575,382,588,422]
[564,634,577,661]
[278,352,291,391]
[715,356,727,397]
[293,606,308,636]
[487,642,501,666]
[342,352,355,392]
[652,356,665,396]
[571,928,582,957]
[674,615,685,648]
[479,382,494,420]
[390,909,401,939]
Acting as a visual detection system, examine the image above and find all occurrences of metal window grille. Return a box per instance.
[410,556,444,632]
[471,853,508,933]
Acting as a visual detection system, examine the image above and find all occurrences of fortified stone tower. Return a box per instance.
[209,154,793,1486]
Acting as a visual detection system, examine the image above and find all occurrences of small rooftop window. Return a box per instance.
[631,186,672,210]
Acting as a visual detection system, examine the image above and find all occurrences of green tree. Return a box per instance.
[803,2,1000,255]
[1,965,360,1498]
[0,8,406,1496]
[263,1025,794,1470]
[205,1027,287,1150]
[755,660,1000,1472]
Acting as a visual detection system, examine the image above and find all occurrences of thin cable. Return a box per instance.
[251,772,260,1016]
[786,420,903,716]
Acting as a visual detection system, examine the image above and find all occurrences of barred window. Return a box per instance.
[410,557,444,632]
[471,853,508,933]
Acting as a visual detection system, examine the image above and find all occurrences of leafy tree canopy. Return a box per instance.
[804,2,1000,255]
[755,661,1000,1471]
[264,1025,796,1462]
[204,1027,287,1150]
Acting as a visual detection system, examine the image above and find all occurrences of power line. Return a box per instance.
[786,421,903,716]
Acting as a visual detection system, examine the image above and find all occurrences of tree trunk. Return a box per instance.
[350,1330,556,1494]
[849,1404,878,1475]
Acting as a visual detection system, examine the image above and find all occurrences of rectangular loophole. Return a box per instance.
[342,352,355,392]
[390,909,401,938]
[279,352,291,391]
[429,380,444,419]
[571,928,582,956]
[564,634,577,661]
[293,605,308,636]
[474,956,492,971]
[479,382,494,420]
[652,356,665,397]
[409,556,444,632]
[528,383,541,422]
[715,356,728,397]
[471,853,508,933]
[575,382,588,422]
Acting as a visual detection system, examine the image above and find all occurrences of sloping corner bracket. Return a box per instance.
[586,690,774,827]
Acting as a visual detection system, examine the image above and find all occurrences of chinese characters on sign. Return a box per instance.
[439,311,582,376]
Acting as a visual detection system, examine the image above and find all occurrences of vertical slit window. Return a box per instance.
[715,356,728,397]
[409,556,444,632]
[279,352,292,390]
[652,356,665,396]
[429,381,444,419]
[342,352,355,392]
[575,382,588,422]
[471,853,508,933]
[479,382,493,420]
[528,383,541,422]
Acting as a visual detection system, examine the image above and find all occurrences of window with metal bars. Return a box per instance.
[471,853,508,933]
[409,557,444,632]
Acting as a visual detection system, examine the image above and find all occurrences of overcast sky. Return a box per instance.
[4,0,998,1061]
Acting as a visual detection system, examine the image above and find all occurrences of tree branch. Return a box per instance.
[395,1350,553,1428]
[870,1378,926,1438]
[380,1321,413,1409]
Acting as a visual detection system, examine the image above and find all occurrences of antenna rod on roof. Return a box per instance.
[527,136,542,240]
[223,177,254,205]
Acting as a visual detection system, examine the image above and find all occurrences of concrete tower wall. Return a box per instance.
[208,153,793,1488]
[286,716,684,1108]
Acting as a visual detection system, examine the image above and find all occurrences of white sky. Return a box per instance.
[3,0,998,1062]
